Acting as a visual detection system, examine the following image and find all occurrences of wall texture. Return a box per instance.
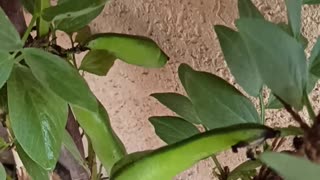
[81,0,320,179]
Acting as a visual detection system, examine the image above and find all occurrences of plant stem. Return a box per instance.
[304,94,316,122]
[21,15,37,44]
[259,92,265,124]
[69,35,78,69]
[211,155,224,177]
[87,136,97,180]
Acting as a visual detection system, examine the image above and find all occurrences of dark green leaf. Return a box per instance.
[42,0,107,33]
[149,116,199,144]
[111,124,277,180]
[0,7,23,51]
[303,0,320,4]
[0,163,5,180]
[0,86,7,115]
[19,0,48,15]
[275,126,303,137]
[277,23,308,49]
[16,144,49,180]
[80,50,115,76]
[62,131,90,173]
[260,152,320,180]
[309,38,320,77]
[227,160,261,180]
[285,0,303,39]
[151,93,201,124]
[237,0,264,19]
[86,33,169,68]
[266,94,283,109]
[237,19,307,110]
[214,25,262,96]
[71,102,126,173]
[75,26,92,44]
[0,51,14,89]
[8,65,68,170]
[178,64,261,130]
[23,48,98,112]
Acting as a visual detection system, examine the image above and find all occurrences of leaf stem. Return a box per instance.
[211,155,224,178]
[259,92,265,124]
[304,94,316,122]
[87,135,97,180]
[69,35,78,69]
[21,15,37,45]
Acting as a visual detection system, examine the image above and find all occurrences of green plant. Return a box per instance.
[0,0,169,179]
[147,0,320,179]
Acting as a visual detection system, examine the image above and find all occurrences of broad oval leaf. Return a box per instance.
[71,102,126,173]
[260,152,320,180]
[0,51,14,89]
[0,163,5,180]
[178,64,261,129]
[111,124,277,180]
[0,7,23,51]
[151,93,201,124]
[149,116,199,144]
[285,0,303,39]
[23,48,98,112]
[86,33,169,68]
[214,25,262,96]
[80,50,115,76]
[42,0,107,33]
[16,144,49,180]
[236,18,307,110]
[237,0,264,19]
[8,65,68,170]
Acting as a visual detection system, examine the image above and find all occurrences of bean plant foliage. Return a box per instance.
[0,0,320,180]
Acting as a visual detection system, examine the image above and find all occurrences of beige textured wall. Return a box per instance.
[81,0,320,179]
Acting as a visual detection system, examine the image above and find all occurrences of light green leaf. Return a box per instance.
[0,51,14,89]
[303,0,320,4]
[149,116,200,144]
[8,65,68,170]
[42,0,107,33]
[86,33,169,68]
[23,48,98,112]
[151,93,201,124]
[260,152,320,180]
[237,0,264,19]
[214,25,262,96]
[237,18,307,110]
[62,131,90,173]
[71,102,126,173]
[285,0,303,39]
[16,144,49,180]
[0,7,23,51]
[111,124,278,180]
[80,50,115,76]
[0,163,5,180]
[227,160,261,180]
[178,64,260,129]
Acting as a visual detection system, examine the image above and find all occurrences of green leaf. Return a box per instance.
[275,126,303,137]
[0,51,14,89]
[71,102,126,173]
[16,144,49,180]
[0,163,5,180]
[149,116,200,144]
[237,0,264,19]
[42,0,107,33]
[86,33,169,68]
[8,65,68,170]
[260,152,320,180]
[75,26,92,44]
[62,131,90,173]
[227,160,261,180]
[111,124,278,180]
[285,0,303,39]
[237,18,307,110]
[303,0,320,4]
[214,25,262,96]
[277,23,308,49]
[23,48,98,112]
[178,64,260,130]
[151,93,201,124]
[0,7,23,51]
[80,50,116,76]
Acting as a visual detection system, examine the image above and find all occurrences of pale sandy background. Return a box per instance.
[57,0,320,179]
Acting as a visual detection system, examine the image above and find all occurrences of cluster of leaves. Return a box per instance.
[148,0,320,179]
[0,0,168,179]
